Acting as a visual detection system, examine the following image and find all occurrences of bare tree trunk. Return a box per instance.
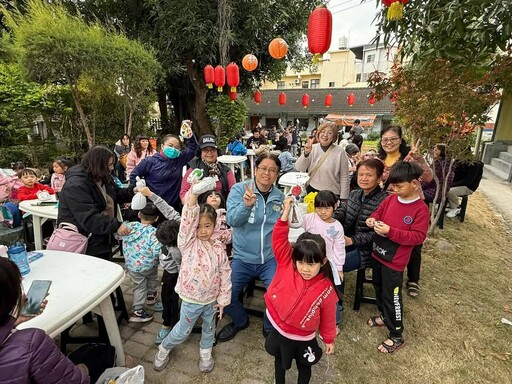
[185,59,211,137]
[157,85,171,133]
[66,75,93,148]
[428,158,455,235]
[127,105,134,138]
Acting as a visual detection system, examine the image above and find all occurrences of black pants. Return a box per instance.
[274,355,312,384]
[407,244,422,284]
[372,258,404,339]
[161,270,179,328]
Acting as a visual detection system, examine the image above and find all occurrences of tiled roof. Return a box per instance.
[245,87,395,117]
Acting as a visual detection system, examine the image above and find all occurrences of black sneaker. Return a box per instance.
[129,309,153,323]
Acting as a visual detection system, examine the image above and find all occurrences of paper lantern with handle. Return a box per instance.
[214,66,225,92]
[204,65,214,89]
[269,38,288,59]
[324,94,333,108]
[307,5,332,63]
[254,90,262,105]
[229,91,237,103]
[302,94,310,109]
[226,63,240,93]
[278,92,286,106]
[347,92,355,107]
[242,54,258,71]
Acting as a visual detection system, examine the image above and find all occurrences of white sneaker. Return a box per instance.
[192,177,216,195]
[199,348,214,373]
[153,345,171,371]
[446,208,461,218]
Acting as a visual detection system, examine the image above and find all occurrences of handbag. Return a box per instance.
[46,222,90,254]
[68,343,116,383]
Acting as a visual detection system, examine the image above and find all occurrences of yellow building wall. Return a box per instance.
[495,93,512,142]
[261,50,356,90]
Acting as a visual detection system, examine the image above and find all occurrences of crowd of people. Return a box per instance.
[0,122,482,384]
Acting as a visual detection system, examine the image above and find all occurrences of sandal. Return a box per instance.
[407,282,420,298]
[378,337,405,354]
[367,315,385,328]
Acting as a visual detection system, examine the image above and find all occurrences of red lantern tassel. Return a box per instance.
[387,1,404,21]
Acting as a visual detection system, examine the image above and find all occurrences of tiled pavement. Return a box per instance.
[67,266,343,384]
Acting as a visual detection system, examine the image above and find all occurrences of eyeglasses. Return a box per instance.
[381,137,400,144]
[257,166,278,175]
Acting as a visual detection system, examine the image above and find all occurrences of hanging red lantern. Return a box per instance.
[347,93,355,107]
[226,63,240,93]
[383,0,408,21]
[368,94,377,106]
[324,94,333,108]
[229,91,237,103]
[204,65,214,89]
[242,54,258,71]
[278,92,286,105]
[214,66,225,92]
[307,5,332,63]
[390,91,398,104]
[269,38,288,59]
[254,90,262,105]
[302,94,310,109]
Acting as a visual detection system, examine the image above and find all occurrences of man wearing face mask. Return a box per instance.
[130,133,198,213]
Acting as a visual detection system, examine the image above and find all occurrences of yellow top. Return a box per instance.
[384,151,401,168]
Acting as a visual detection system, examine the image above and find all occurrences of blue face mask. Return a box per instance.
[163,146,180,159]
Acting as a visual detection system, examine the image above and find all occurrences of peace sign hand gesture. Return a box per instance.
[243,182,257,207]
[407,138,421,160]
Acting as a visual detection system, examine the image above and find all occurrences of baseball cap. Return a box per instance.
[199,135,218,149]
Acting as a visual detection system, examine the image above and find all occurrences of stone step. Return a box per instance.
[491,157,512,174]
[508,145,512,154]
[499,150,512,163]
[484,164,510,181]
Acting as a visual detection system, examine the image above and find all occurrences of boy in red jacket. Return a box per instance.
[17,169,55,202]
[366,161,429,353]
[265,197,338,384]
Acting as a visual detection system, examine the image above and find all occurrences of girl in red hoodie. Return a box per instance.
[17,168,55,202]
[265,197,339,384]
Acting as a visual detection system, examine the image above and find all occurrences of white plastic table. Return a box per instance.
[19,198,58,250]
[218,155,247,182]
[18,250,126,366]
[246,149,256,180]
[278,172,310,195]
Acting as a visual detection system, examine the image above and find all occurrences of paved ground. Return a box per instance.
[65,169,512,383]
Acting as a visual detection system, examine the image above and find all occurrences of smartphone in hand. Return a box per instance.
[21,280,52,317]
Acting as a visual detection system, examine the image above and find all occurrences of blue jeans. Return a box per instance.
[224,258,277,332]
[343,247,361,272]
[161,301,216,351]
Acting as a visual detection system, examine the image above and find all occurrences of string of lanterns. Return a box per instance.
[254,91,379,107]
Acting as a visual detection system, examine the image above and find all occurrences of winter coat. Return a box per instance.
[58,165,134,258]
[119,222,160,273]
[17,183,55,202]
[125,148,156,180]
[227,182,284,265]
[176,203,232,307]
[227,140,247,156]
[130,136,198,207]
[333,186,388,268]
[0,316,89,384]
[265,219,338,344]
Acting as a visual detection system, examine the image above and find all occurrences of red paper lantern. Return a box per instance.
[204,65,214,89]
[368,94,377,106]
[390,91,398,104]
[302,93,310,109]
[226,63,240,93]
[229,91,237,103]
[242,54,258,71]
[307,5,332,63]
[278,92,286,106]
[269,38,288,59]
[214,66,225,92]
[254,90,262,105]
[324,94,333,108]
[347,92,355,107]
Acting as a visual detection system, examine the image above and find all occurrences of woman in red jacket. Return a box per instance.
[264,197,339,384]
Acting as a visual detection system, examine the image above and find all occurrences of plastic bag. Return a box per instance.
[180,120,193,139]
[288,202,303,229]
[116,365,145,384]
[131,177,147,210]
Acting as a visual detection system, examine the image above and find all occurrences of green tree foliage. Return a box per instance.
[206,95,248,150]
[4,0,159,148]
[66,0,317,136]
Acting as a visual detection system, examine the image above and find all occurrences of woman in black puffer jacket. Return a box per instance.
[334,159,388,270]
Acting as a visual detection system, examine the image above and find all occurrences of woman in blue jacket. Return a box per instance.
[130,134,198,212]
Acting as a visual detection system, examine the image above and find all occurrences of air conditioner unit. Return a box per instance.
[294,79,301,85]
